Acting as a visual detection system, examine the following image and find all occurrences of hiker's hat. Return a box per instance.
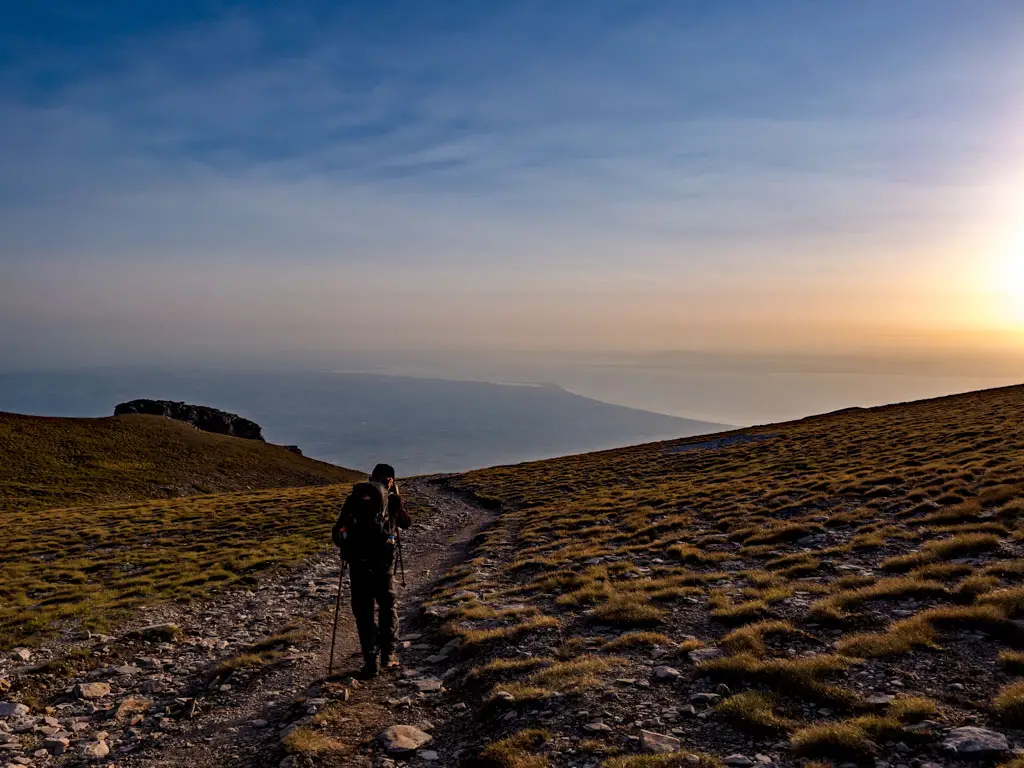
[371,463,396,481]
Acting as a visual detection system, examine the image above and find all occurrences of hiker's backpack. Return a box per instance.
[333,481,392,562]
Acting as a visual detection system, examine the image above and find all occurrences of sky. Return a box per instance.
[2,1,1024,371]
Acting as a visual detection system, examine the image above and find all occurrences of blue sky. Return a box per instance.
[2,1,1024,368]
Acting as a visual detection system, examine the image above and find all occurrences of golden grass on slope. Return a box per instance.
[0,411,361,512]
[474,729,551,768]
[0,484,353,647]
[433,386,1024,766]
[715,691,796,733]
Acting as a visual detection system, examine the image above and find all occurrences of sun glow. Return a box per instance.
[993,251,1024,327]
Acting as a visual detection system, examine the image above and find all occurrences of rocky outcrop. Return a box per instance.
[114,400,264,441]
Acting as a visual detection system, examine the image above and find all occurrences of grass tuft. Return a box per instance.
[790,721,876,761]
[994,681,1024,726]
[715,691,795,733]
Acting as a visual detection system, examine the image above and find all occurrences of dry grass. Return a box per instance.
[602,755,722,768]
[590,594,665,627]
[603,631,673,650]
[790,721,876,761]
[994,681,1024,726]
[281,727,345,755]
[1,484,360,648]
[720,620,798,656]
[888,695,938,723]
[486,655,625,704]
[882,533,1003,572]
[468,657,552,681]
[810,576,948,621]
[454,615,560,647]
[209,628,308,680]
[698,653,856,705]
[445,387,1024,768]
[0,411,358,512]
[1000,650,1024,674]
[715,691,795,733]
[473,729,551,768]
[837,603,1024,658]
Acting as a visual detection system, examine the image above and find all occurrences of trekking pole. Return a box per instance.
[395,530,406,587]
[328,556,348,677]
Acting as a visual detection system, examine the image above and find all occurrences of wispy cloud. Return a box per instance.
[2,2,1023,367]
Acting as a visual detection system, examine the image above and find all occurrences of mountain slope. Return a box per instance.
[0,411,361,512]
[404,384,1024,766]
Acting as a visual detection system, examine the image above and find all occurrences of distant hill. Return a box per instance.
[0,411,362,512]
[0,369,726,473]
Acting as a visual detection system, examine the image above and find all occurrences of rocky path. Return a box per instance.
[0,478,494,768]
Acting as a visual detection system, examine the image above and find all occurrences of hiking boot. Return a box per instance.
[357,656,379,680]
[380,649,400,670]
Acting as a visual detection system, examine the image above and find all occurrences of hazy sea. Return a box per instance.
[0,369,720,475]
[3,355,1021,475]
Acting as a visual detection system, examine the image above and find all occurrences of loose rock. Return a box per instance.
[641,730,681,753]
[43,736,70,755]
[74,682,111,700]
[115,696,153,722]
[83,740,110,759]
[654,666,682,681]
[379,725,432,755]
[942,727,1008,758]
[126,623,182,642]
[0,703,28,719]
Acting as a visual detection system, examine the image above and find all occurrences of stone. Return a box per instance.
[83,740,110,759]
[411,679,443,693]
[942,727,1009,758]
[0,704,29,720]
[866,694,895,707]
[43,736,70,755]
[126,623,182,642]
[10,650,30,663]
[688,648,722,663]
[114,400,264,441]
[653,666,682,681]
[583,722,613,734]
[115,696,153,722]
[378,725,432,754]
[74,682,111,699]
[421,750,440,761]
[641,730,680,753]
[690,692,721,706]
[724,755,755,767]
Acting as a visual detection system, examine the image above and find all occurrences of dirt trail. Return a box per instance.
[121,478,494,768]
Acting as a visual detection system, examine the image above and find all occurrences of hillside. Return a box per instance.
[6,385,1024,768]
[404,384,1024,766]
[0,411,361,512]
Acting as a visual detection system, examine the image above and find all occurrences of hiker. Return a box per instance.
[332,463,411,678]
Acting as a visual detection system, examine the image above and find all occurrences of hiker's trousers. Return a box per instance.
[349,557,398,661]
